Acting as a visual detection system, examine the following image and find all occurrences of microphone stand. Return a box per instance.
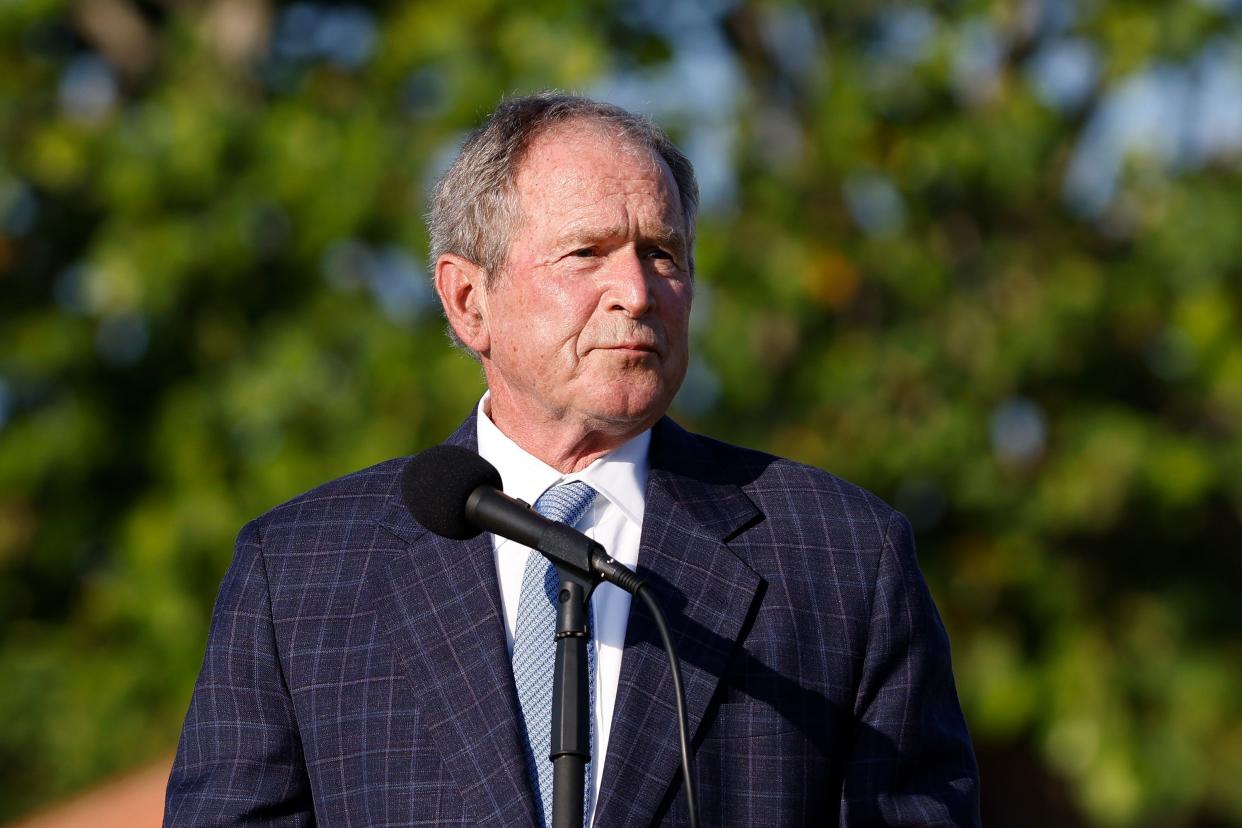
[549,565,594,828]
[401,450,697,826]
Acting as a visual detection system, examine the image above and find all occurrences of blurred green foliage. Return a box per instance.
[2,1,1241,825]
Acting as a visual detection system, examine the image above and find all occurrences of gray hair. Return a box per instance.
[427,91,699,352]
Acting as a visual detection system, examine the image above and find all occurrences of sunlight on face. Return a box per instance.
[479,121,693,444]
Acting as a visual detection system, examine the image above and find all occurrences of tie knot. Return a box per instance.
[532,481,597,527]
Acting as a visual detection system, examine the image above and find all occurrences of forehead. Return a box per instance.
[510,121,682,232]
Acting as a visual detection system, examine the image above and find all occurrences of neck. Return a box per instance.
[483,396,649,474]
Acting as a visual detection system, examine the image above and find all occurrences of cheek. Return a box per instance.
[491,294,588,364]
[540,283,605,342]
[662,283,693,337]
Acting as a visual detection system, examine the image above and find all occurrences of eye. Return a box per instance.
[571,247,595,258]
[645,247,681,269]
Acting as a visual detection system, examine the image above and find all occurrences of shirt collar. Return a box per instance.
[475,394,649,527]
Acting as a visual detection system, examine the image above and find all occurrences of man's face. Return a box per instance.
[477,122,693,440]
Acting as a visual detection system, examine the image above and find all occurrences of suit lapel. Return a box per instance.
[373,415,539,826]
[594,419,764,827]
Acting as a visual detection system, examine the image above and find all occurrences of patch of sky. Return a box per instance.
[687,278,713,336]
[1064,64,1192,216]
[990,396,1047,466]
[843,172,905,237]
[322,238,433,323]
[758,4,824,86]
[675,354,721,417]
[680,120,737,216]
[53,262,91,315]
[1026,37,1099,111]
[316,7,375,69]
[422,134,466,207]
[402,67,447,120]
[953,17,1004,107]
[95,313,149,367]
[368,246,434,323]
[618,0,740,44]
[866,6,937,66]
[1185,38,1242,165]
[1064,38,1242,218]
[58,53,117,122]
[1017,0,1079,40]
[54,261,121,318]
[1194,0,1242,15]
[591,0,743,214]
[273,4,319,60]
[272,4,376,71]
[752,101,804,170]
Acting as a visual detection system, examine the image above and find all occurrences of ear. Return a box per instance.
[434,253,490,354]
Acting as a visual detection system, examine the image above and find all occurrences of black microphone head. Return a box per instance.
[401,444,503,540]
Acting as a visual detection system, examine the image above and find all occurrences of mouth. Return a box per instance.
[604,342,660,355]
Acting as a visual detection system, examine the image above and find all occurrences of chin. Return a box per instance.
[585,382,675,431]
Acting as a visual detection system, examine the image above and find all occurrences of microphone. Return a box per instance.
[400,444,643,594]
[402,443,700,826]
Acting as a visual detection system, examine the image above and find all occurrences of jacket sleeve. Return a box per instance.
[165,519,314,826]
[839,511,981,827]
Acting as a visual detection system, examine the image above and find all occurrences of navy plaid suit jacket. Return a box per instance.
[166,414,980,826]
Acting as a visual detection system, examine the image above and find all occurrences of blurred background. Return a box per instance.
[2,0,1241,825]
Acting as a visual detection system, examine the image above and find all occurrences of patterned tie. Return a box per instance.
[512,481,598,827]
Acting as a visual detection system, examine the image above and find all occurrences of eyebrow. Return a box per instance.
[644,225,687,249]
[554,222,687,250]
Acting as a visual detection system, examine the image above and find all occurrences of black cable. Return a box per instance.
[635,582,699,828]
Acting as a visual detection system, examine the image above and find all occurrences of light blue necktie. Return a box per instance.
[512,481,598,827]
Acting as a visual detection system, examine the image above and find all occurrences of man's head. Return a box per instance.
[429,92,699,293]
[429,92,699,468]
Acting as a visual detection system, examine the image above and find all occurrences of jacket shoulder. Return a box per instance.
[672,425,900,529]
[247,456,409,537]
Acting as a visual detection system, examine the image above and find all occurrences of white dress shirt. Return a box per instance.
[475,396,646,824]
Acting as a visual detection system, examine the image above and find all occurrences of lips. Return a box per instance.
[588,325,664,355]
[598,338,663,358]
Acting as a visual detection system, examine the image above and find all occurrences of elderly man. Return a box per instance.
[166,92,980,826]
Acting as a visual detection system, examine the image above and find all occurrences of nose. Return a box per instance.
[606,248,654,317]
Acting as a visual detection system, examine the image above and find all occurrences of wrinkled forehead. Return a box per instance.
[510,120,682,231]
